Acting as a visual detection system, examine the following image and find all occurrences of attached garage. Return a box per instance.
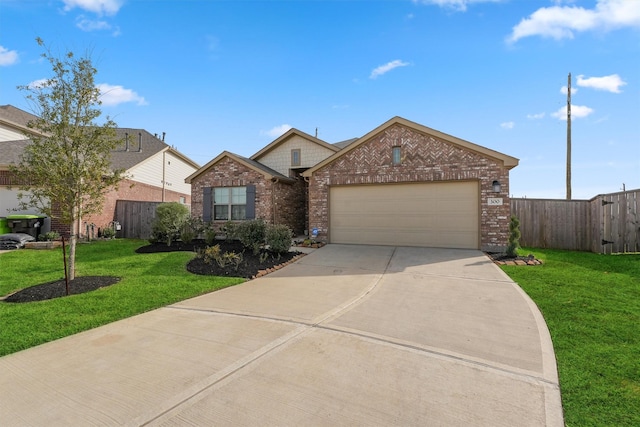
[329,181,479,249]
[304,117,519,252]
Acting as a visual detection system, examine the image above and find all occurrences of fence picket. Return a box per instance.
[511,189,640,254]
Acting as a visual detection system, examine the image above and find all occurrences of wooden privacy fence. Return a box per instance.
[511,189,640,254]
[114,200,162,239]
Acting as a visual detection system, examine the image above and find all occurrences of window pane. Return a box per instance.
[214,205,229,220]
[292,149,301,166]
[231,187,246,204]
[392,146,401,165]
[231,205,246,220]
[214,188,229,204]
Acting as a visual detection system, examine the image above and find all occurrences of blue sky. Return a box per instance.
[1,0,638,199]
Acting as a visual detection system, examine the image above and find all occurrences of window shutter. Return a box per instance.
[246,185,256,219]
[203,187,212,222]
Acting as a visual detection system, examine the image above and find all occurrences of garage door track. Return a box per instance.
[0,245,563,426]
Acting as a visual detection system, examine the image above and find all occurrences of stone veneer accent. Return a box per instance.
[308,123,511,251]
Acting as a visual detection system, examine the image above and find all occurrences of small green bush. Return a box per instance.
[203,224,219,246]
[38,231,60,241]
[101,227,116,239]
[150,202,190,246]
[199,244,243,271]
[220,220,238,241]
[266,224,292,254]
[180,217,203,244]
[506,215,521,257]
[236,219,267,254]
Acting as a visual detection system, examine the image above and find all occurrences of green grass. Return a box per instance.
[0,239,243,356]
[502,248,640,426]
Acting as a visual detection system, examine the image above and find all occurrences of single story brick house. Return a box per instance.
[187,116,518,251]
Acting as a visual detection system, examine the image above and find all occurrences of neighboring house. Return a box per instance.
[188,116,519,251]
[0,104,199,236]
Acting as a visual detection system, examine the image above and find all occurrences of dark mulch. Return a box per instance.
[4,276,121,303]
[137,239,300,279]
[485,252,542,265]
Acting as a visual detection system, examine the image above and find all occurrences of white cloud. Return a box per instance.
[98,83,147,106]
[577,74,626,93]
[62,0,123,16]
[527,112,546,119]
[560,85,578,95]
[27,78,50,89]
[0,45,18,66]
[261,124,292,138]
[76,16,112,31]
[551,104,594,120]
[411,0,500,12]
[370,60,410,79]
[507,0,640,43]
[500,121,515,129]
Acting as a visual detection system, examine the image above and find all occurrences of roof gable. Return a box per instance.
[0,105,46,139]
[185,151,295,184]
[303,116,519,176]
[250,128,339,161]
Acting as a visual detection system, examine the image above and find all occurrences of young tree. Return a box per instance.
[10,38,125,280]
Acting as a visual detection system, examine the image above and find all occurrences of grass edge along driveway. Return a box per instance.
[502,248,640,427]
[0,239,243,357]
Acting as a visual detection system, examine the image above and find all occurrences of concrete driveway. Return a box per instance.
[0,245,563,426]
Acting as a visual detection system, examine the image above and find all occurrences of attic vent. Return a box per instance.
[138,132,142,152]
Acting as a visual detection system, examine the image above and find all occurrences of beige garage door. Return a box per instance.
[329,181,479,249]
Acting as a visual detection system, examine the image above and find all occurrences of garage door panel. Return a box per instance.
[329,182,479,249]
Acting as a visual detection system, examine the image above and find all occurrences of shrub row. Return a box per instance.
[150,203,292,254]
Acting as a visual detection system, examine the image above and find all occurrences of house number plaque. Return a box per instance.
[488,198,503,206]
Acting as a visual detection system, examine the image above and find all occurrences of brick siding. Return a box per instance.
[190,157,306,234]
[308,123,511,251]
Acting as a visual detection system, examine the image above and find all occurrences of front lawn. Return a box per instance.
[502,248,640,426]
[0,239,243,356]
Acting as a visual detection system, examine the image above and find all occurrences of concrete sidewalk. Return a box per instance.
[0,245,563,426]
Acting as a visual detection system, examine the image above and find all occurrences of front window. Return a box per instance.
[214,187,247,220]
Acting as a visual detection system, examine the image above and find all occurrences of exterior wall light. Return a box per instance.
[492,180,501,193]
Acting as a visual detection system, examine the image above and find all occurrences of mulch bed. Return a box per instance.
[486,252,543,266]
[4,276,121,303]
[136,239,301,279]
[3,239,302,303]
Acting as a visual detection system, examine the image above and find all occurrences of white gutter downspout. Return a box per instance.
[162,150,166,202]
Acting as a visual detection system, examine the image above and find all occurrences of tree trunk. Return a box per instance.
[68,224,77,281]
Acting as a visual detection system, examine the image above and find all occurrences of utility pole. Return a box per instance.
[566,72,572,200]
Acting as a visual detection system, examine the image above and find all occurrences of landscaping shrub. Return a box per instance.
[236,219,267,254]
[266,224,292,254]
[38,231,60,241]
[506,215,521,257]
[180,217,203,244]
[101,227,116,239]
[203,223,218,246]
[199,244,243,270]
[150,202,190,246]
[220,220,238,242]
